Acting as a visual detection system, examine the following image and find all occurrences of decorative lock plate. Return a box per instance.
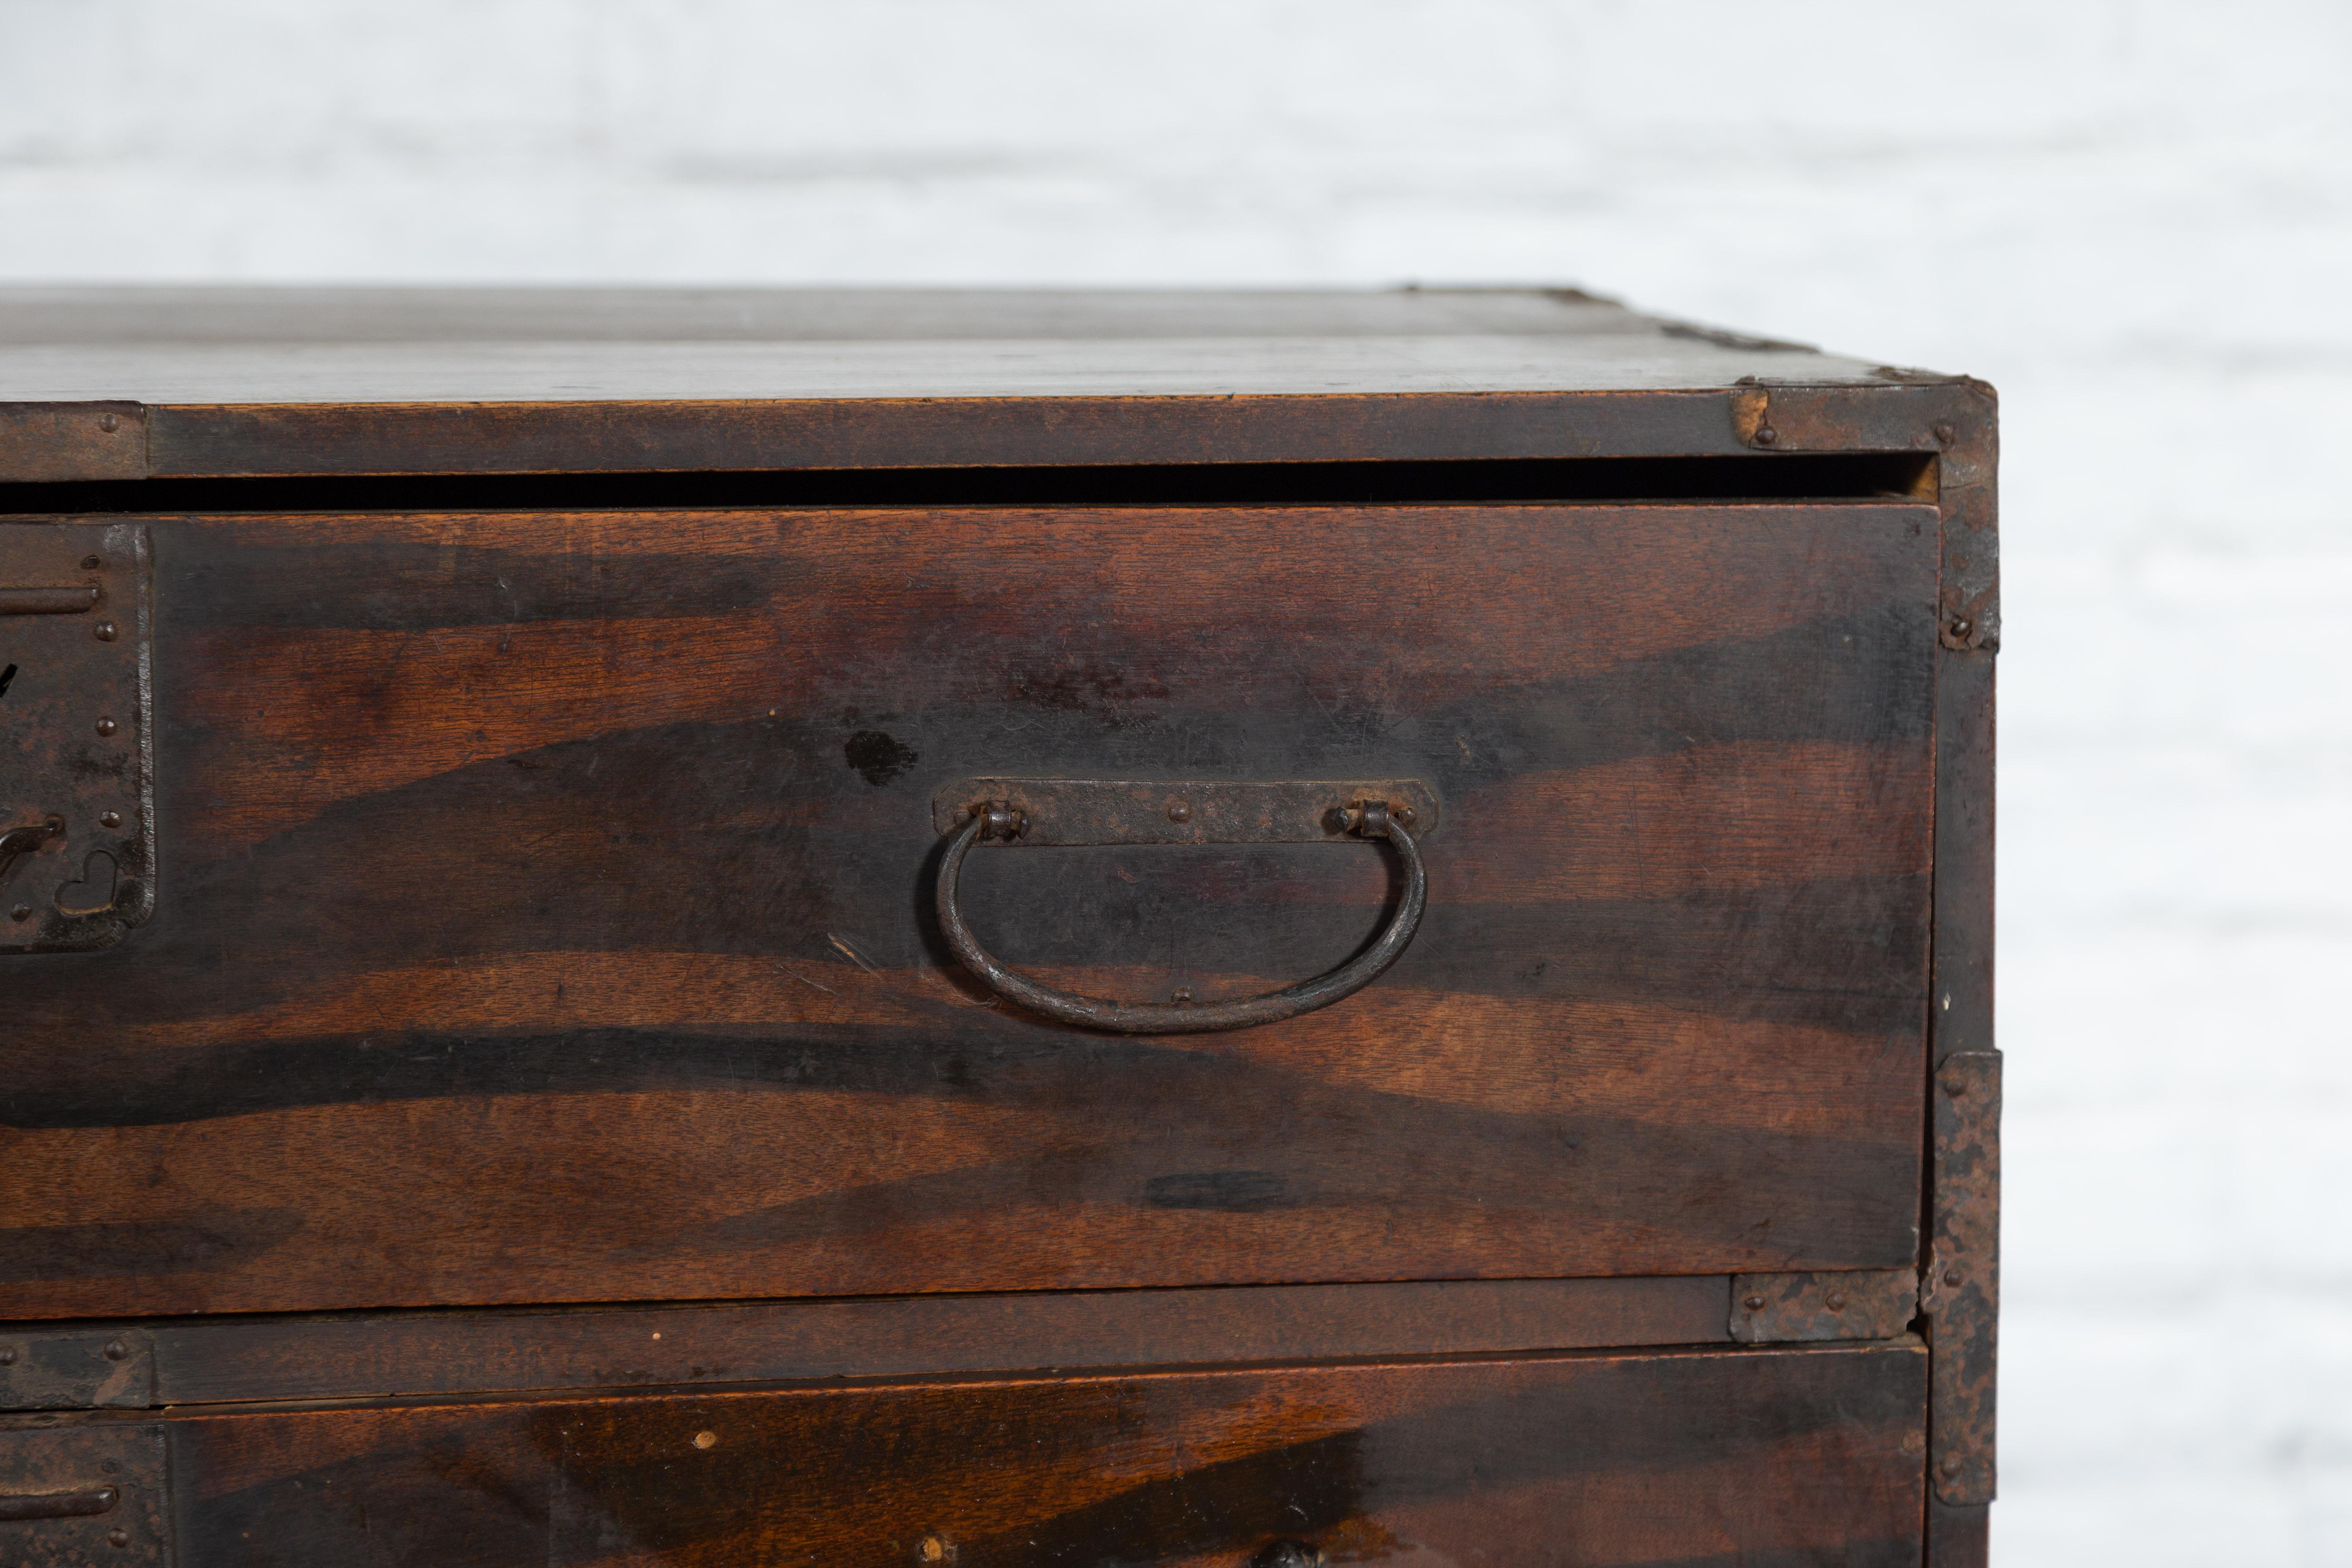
[0,522,156,954]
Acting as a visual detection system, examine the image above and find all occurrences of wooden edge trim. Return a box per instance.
[104,1277,1747,1407]
[1928,1497,1992,1568]
[127,386,1969,478]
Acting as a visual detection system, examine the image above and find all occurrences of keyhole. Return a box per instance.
[55,850,121,917]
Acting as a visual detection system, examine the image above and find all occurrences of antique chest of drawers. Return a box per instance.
[0,288,1998,1567]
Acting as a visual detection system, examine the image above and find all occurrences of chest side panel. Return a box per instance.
[0,503,1937,1316]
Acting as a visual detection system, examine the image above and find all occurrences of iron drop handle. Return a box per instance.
[0,1485,117,1522]
[935,799,1426,1034]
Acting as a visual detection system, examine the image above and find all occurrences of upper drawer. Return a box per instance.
[1,503,1939,1317]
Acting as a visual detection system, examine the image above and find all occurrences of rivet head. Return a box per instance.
[1166,801,1192,823]
[692,1430,717,1449]
[1941,1073,1967,1096]
[82,554,104,570]
[104,1338,129,1361]
[0,1346,16,1365]
[1939,1454,1964,1476]
[95,716,119,737]
[98,413,120,433]
[1824,1291,1847,1311]
[1172,987,1196,1006]
[1948,617,1973,640]
[1933,421,1957,442]
[9,905,29,922]
[1754,425,1779,446]
[1742,1294,1767,1311]
[1943,1268,1963,1287]
[108,1527,130,1548]
[1393,805,1418,827]
[95,619,119,642]
[99,811,122,829]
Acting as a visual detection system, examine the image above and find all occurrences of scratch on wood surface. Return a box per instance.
[826,931,881,974]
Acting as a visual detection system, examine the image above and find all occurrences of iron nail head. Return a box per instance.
[1943,1268,1963,1287]
[0,1346,15,1365]
[1742,1294,1767,1311]
[95,716,119,736]
[8,906,28,922]
[99,413,120,433]
[110,1527,130,1547]
[1939,1454,1963,1476]
[1825,1291,1846,1311]
[95,619,119,641]
[99,810,122,829]
[82,554,104,570]
[1941,1073,1967,1096]
[1754,425,1779,446]
[1167,801,1193,823]
[104,1338,129,1361]
[1933,421,1956,442]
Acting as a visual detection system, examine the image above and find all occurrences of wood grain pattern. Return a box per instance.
[0,286,1672,344]
[0,502,1938,1318]
[150,1344,1929,1568]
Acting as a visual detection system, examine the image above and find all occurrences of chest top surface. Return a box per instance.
[0,286,1906,404]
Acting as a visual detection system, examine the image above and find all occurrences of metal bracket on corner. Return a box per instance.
[1728,1269,1917,1344]
[1922,1049,2001,1506]
[0,1330,157,1413]
[0,521,157,955]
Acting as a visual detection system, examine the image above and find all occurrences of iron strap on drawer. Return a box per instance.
[0,521,156,954]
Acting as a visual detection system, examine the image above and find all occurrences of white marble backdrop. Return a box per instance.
[5,1,2349,1559]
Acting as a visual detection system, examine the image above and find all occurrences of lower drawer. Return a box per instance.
[6,1342,1928,1567]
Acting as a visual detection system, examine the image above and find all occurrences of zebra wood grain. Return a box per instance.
[148,1344,1930,1568]
[2,502,1937,1318]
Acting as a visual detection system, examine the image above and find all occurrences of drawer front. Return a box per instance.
[135,1344,1926,1567]
[2,503,1938,1317]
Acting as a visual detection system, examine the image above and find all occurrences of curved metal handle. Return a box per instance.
[936,799,1426,1034]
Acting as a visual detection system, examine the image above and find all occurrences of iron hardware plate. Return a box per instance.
[1923,1048,2001,1505]
[0,1334,155,1414]
[0,1423,171,1566]
[1729,1270,1917,1343]
[931,778,1441,845]
[0,522,156,954]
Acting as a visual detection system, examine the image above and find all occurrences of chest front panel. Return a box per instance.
[2,502,1938,1317]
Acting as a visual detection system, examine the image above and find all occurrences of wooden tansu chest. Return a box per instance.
[0,289,1999,1567]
